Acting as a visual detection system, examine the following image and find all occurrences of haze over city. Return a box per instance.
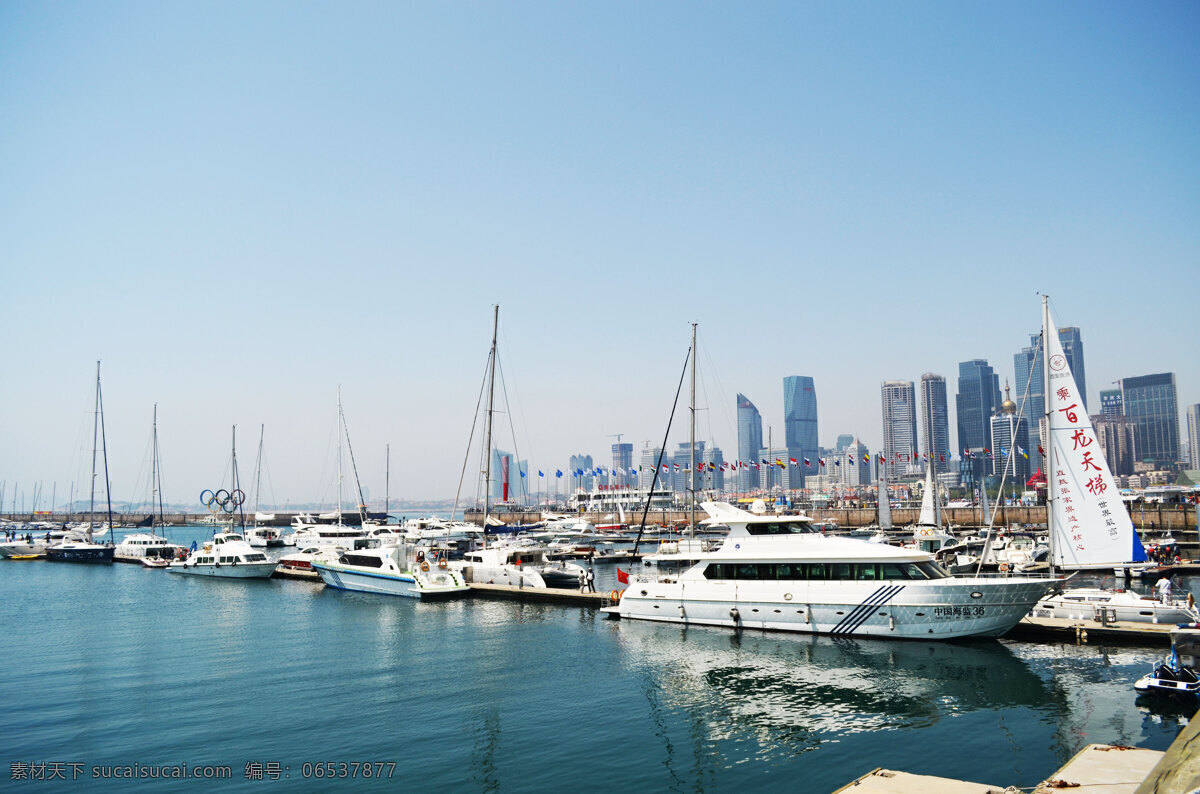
[3,2,1197,507]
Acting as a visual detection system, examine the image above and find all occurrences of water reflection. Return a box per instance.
[616,622,1050,761]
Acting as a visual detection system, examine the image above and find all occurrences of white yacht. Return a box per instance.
[113,532,187,564]
[313,544,469,599]
[167,532,277,578]
[283,523,369,549]
[1030,588,1199,624]
[245,525,285,548]
[458,545,585,588]
[605,501,1060,640]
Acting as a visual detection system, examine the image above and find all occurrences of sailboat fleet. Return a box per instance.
[8,300,1193,639]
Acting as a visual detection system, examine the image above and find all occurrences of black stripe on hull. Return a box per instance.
[830,585,904,635]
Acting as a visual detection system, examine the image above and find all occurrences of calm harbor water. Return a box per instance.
[0,525,1193,791]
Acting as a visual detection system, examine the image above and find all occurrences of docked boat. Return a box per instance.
[113,533,187,564]
[458,545,585,588]
[47,362,115,565]
[245,526,285,547]
[1030,587,1199,624]
[140,556,173,568]
[1135,627,1200,697]
[606,501,1060,640]
[47,540,116,564]
[313,544,469,599]
[167,532,277,578]
[274,545,336,579]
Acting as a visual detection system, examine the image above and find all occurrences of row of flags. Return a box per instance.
[522,446,1044,479]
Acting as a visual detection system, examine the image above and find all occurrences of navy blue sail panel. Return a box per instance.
[830,585,905,635]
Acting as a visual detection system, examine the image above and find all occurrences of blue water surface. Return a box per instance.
[0,528,1190,792]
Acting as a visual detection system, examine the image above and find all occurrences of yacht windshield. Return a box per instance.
[744,521,817,536]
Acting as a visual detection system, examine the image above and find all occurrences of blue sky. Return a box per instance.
[2,1,1197,508]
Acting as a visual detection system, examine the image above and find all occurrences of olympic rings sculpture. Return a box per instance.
[200,488,246,514]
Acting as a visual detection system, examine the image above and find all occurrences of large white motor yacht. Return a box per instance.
[606,502,1061,640]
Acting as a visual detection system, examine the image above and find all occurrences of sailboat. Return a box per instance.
[245,425,283,547]
[47,362,116,563]
[113,405,187,564]
[1041,296,1148,572]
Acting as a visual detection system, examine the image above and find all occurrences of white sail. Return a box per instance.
[917,465,936,526]
[1044,306,1147,569]
[877,479,892,530]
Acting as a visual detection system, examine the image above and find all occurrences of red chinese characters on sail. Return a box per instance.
[1056,468,1085,552]
[1070,429,1092,450]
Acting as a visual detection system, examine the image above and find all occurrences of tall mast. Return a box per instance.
[1042,295,1055,574]
[254,424,265,520]
[385,443,390,520]
[689,322,697,536]
[97,362,113,537]
[151,404,160,536]
[232,424,245,530]
[483,305,499,549]
[336,387,344,526]
[89,361,100,538]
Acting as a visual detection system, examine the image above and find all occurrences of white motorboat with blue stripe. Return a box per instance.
[606,501,1061,640]
[312,544,470,599]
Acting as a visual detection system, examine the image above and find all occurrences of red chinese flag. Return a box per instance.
[617,568,629,584]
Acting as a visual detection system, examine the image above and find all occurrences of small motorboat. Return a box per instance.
[140,557,172,569]
[1135,627,1200,697]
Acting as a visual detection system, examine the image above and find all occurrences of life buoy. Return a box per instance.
[610,589,621,601]
[420,561,430,572]
[998,562,1010,572]
[438,559,447,570]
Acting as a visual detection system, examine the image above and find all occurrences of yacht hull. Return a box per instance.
[167,562,277,578]
[313,562,469,599]
[46,545,115,564]
[615,577,1055,640]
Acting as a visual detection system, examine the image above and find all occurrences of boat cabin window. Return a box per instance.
[340,553,384,568]
[701,560,950,581]
[244,553,267,562]
[744,522,817,535]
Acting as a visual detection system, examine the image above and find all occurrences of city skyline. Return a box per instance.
[3,2,1197,505]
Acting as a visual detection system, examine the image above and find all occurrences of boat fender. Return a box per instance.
[730,607,740,622]
[215,561,220,567]
[420,561,429,572]
[438,559,447,570]
[231,559,237,565]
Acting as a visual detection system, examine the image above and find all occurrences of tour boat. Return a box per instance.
[605,501,1060,640]
[312,544,469,599]
[47,540,116,564]
[167,532,277,578]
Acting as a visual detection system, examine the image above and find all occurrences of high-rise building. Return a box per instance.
[1100,389,1124,417]
[842,439,871,486]
[737,393,763,492]
[1119,373,1180,468]
[919,373,950,475]
[568,453,594,493]
[1188,404,1200,470]
[955,360,1002,464]
[491,449,529,502]
[783,376,819,476]
[881,380,918,480]
[1014,326,1086,473]
[836,434,854,452]
[611,442,633,487]
[989,388,1030,485]
[639,445,664,490]
[1093,414,1137,477]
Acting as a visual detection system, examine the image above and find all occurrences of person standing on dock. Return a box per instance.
[585,567,595,593]
[1156,576,1174,605]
